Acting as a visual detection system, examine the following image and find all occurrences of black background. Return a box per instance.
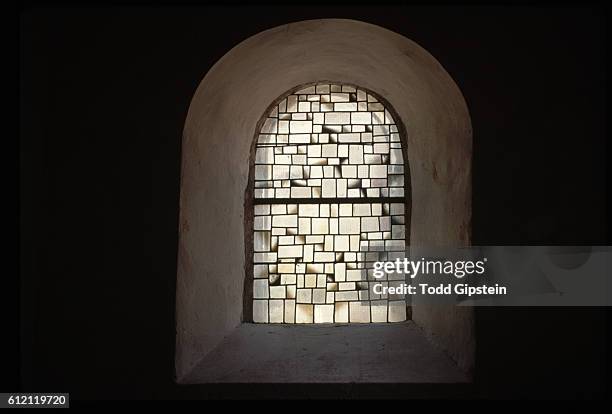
[19,5,608,400]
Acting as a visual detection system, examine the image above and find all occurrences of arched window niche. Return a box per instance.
[245,82,411,324]
[176,19,473,383]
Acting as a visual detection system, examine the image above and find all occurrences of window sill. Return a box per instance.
[179,321,469,384]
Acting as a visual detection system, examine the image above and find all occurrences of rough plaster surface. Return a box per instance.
[176,18,473,382]
[184,322,469,383]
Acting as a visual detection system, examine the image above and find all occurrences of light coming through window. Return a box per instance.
[252,83,408,323]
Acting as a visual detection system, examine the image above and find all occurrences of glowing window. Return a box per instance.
[251,83,408,323]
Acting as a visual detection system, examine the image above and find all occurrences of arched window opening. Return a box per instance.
[249,82,409,324]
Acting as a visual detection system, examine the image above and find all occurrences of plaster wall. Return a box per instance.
[176,18,473,381]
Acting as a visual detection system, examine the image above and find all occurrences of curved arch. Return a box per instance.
[176,18,472,381]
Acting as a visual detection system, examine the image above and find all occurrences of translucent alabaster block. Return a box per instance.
[349,301,371,323]
[334,102,358,112]
[253,252,277,263]
[269,300,284,323]
[296,304,314,323]
[261,118,278,133]
[330,92,350,102]
[254,264,268,279]
[335,302,349,323]
[253,279,269,299]
[335,291,358,301]
[254,204,270,215]
[370,165,387,179]
[388,300,407,322]
[311,218,329,234]
[272,214,297,227]
[312,289,326,304]
[314,304,334,323]
[253,300,268,323]
[254,231,271,252]
[255,147,274,164]
[277,245,303,258]
[284,300,296,323]
[272,165,289,179]
[315,84,330,94]
[339,217,360,234]
[371,300,388,322]
[351,112,372,125]
[325,112,351,124]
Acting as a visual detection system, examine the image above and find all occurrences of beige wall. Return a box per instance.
[176,18,473,381]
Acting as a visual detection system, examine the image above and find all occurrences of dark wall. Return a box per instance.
[19,5,608,400]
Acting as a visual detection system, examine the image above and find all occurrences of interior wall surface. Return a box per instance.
[176,18,473,381]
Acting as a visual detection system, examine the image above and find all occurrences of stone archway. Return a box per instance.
[176,18,473,382]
